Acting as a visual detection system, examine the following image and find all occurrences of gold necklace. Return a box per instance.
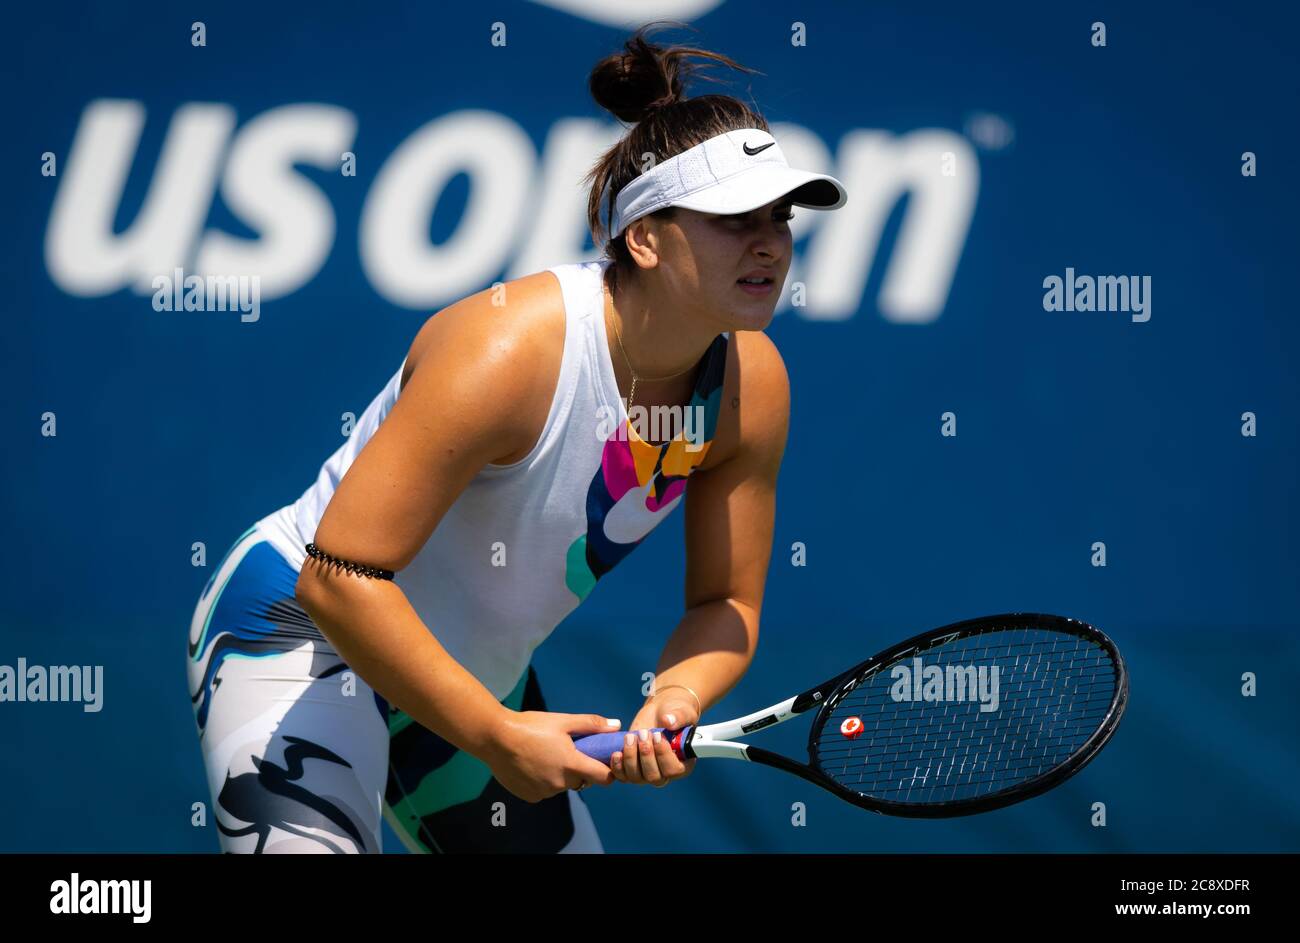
[605,306,698,414]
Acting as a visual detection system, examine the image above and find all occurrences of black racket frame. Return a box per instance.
[740,612,1129,818]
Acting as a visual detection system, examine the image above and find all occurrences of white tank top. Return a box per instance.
[254,259,731,699]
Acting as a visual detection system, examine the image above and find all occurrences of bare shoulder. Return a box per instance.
[304,271,567,575]
[700,328,791,474]
[401,270,564,387]
[399,270,567,464]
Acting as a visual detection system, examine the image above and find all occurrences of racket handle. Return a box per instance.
[572,726,694,764]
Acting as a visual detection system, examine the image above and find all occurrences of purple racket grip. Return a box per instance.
[572,726,694,764]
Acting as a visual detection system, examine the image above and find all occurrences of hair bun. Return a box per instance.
[639,92,679,115]
[583,23,764,259]
[588,25,692,124]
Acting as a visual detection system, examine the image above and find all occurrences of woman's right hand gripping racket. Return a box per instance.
[573,613,1128,817]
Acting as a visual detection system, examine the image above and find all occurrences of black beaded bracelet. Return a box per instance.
[304,543,395,580]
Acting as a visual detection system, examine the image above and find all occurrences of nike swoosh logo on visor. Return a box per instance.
[742,141,775,156]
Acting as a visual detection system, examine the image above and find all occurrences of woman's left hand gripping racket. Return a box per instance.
[573,612,1128,817]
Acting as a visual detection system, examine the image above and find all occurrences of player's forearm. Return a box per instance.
[645,597,760,717]
[295,573,506,760]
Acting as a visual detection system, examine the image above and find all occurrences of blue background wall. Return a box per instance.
[2,1,1297,851]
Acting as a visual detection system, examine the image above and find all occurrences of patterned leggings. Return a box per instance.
[186,526,602,853]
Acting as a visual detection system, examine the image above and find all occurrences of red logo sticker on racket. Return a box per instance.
[570,614,1127,819]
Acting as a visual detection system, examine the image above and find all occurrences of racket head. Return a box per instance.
[802,612,1128,818]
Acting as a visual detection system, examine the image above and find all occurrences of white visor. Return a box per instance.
[599,128,847,244]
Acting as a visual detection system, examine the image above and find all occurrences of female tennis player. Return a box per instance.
[186,24,846,853]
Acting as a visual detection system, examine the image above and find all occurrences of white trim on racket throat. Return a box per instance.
[688,694,803,761]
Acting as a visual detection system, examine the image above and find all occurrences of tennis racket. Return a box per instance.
[573,612,1128,817]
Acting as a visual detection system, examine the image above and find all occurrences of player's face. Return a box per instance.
[650,197,795,332]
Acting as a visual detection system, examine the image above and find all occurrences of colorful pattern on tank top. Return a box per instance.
[565,331,728,601]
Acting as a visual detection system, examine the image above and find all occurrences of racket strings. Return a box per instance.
[811,625,1119,805]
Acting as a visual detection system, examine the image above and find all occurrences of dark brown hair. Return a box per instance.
[584,22,767,287]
